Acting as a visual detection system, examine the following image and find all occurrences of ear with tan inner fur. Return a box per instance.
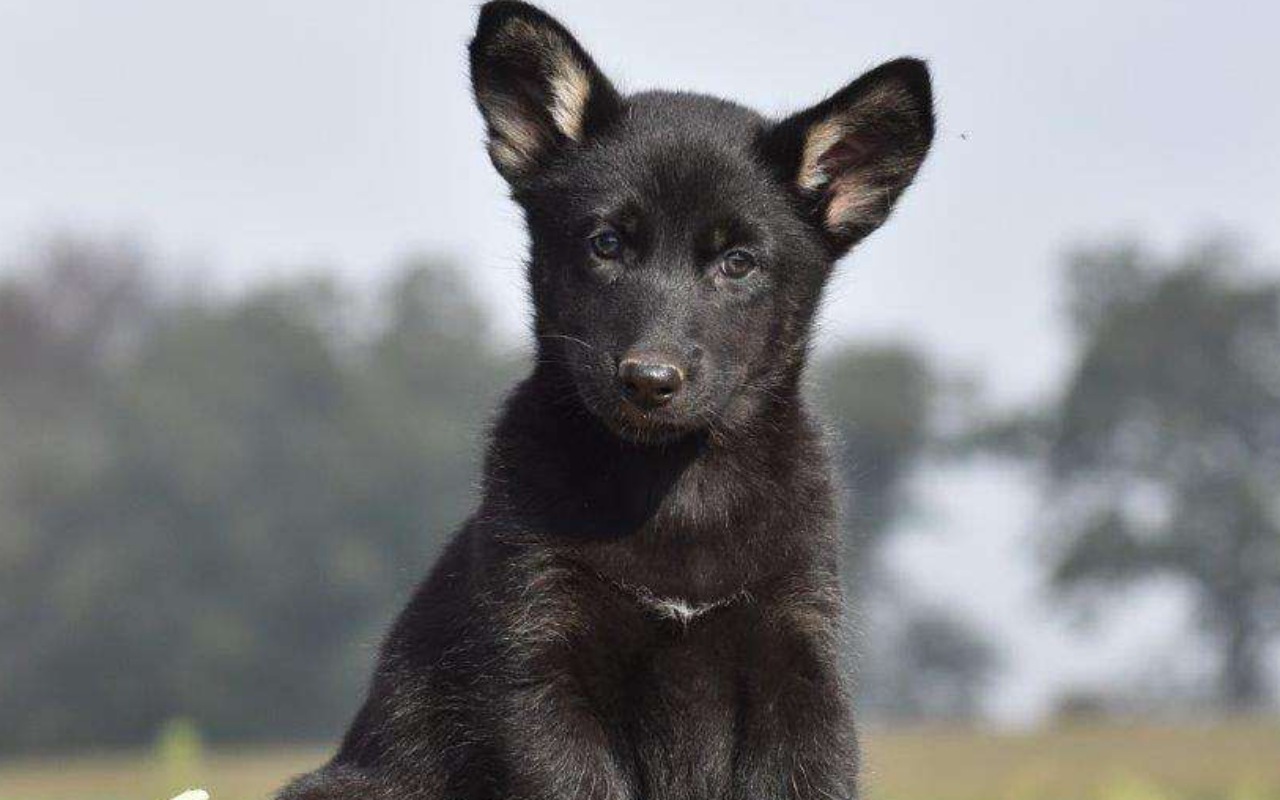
[470,1,620,182]
[764,58,934,254]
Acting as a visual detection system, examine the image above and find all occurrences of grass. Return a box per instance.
[0,746,321,800]
[860,719,1280,800]
[0,720,1276,800]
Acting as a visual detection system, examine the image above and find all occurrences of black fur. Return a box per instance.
[279,3,933,798]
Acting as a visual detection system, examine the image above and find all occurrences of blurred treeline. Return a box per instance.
[0,238,515,751]
[0,234,1276,753]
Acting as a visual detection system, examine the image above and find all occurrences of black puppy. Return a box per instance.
[280,2,932,798]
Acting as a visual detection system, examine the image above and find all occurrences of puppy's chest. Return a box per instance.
[575,603,733,781]
[566,582,807,790]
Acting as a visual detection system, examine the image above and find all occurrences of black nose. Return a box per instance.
[618,356,685,409]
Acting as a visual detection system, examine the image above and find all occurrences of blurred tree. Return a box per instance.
[816,344,1000,720]
[861,605,1000,722]
[0,239,512,751]
[818,344,934,587]
[1035,239,1280,710]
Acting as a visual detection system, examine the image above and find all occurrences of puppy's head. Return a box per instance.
[471,1,933,443]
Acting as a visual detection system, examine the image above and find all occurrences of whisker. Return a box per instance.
[537,333,598,353]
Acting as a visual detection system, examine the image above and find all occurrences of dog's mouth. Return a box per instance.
[610,400,701,442]
[576,389,707,445]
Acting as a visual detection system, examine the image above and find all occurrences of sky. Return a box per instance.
[3,0,1278,724]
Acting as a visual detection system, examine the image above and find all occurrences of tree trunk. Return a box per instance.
[1219,598,1264,711]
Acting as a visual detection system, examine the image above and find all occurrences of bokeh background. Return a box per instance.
[1,1,1278,798]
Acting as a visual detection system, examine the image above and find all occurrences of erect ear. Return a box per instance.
[763,58,934,255]
[469,1,621,183]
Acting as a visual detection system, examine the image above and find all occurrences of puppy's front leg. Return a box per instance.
[736,674,859,800]
[735,596,860,800]
[494,566,633,800]
[499,672,633,800]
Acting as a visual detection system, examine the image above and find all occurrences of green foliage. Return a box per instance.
[1036,239,1280,709]
[817,343,935,568]
[854,604,1000,723]
[0,239,515,751]
[816,344,999,720]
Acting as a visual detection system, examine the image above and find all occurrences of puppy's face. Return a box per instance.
[470,1,934,443]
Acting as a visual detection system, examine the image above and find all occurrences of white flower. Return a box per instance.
[171,791,210,800]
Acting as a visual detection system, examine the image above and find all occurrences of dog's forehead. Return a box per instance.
[571,92,782,222]
[622,91,766,139]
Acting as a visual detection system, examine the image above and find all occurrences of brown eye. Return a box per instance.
[589,228,623,259]
[720,248,756,279]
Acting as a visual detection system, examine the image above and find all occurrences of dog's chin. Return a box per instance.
[588,400,706,446]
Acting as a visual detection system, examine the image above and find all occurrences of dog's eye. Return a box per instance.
[589,228,623,260]
[719,249,756,279]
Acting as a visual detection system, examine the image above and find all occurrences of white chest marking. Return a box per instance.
[649,596,711,625]
[620,582,752,627]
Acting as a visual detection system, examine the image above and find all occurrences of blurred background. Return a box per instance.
[1,1,1278,798]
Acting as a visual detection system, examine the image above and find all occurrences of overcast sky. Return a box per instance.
[3,0,1278,724]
